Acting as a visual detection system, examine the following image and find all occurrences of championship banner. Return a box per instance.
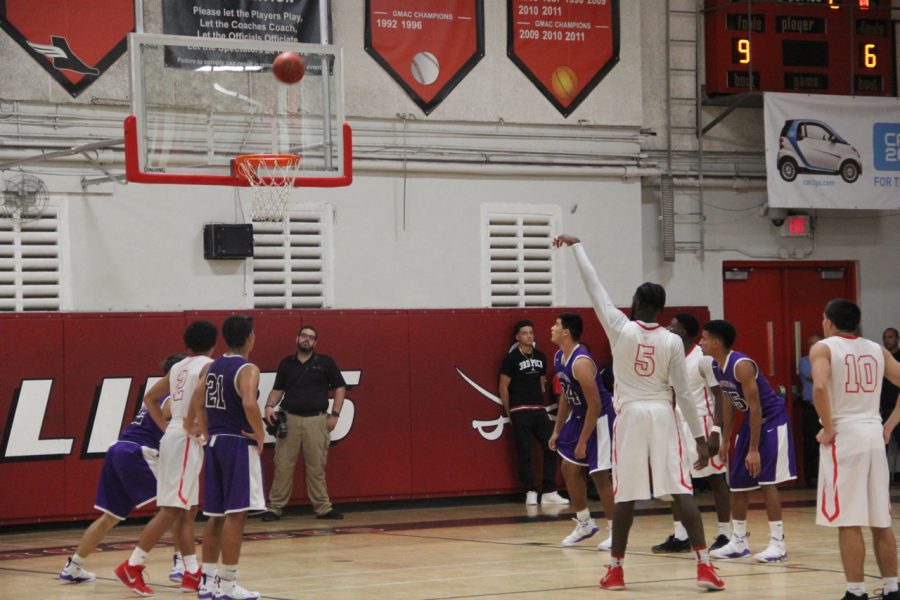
[162,0,329,69]
[764,92,900,210]
[365,0,484,115]
[0,0,134,98]
[507,0,619,117]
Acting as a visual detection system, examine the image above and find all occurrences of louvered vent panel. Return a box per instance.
[0,210,61,311]
[487,214,554,308]
[252,213,326,309]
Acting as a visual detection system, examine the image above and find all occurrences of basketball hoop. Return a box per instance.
[233,154,301,222]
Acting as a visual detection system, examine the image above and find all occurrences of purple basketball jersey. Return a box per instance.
[554,345,613,416]
[711,350,785,423]
[205,355,255,438]
[118,395,168,449]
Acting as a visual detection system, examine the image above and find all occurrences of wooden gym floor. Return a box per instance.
[1,487,896,599]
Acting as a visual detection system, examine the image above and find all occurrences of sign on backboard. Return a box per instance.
[125,33,351,187]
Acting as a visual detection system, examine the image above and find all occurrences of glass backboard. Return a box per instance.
[125,33,350,187]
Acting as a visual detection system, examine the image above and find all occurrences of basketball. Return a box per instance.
[272,52,305,84]
[550,66,578,101]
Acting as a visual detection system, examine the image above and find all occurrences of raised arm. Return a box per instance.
[554,235,629,343]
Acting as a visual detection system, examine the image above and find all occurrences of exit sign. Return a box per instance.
[780,215,812,237]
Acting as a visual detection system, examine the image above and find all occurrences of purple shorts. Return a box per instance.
[95,441,158,520]
[557,408,613,472]
[730,413,797,491]
[203,434,265,516]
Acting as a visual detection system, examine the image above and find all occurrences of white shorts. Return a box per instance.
[817,421,891,528]
[612,401,693,502]
[589,412,614,474]
[157,425,204,509]
[681,417,727,478]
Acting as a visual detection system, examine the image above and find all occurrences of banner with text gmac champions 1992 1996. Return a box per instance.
[764,92,900,210]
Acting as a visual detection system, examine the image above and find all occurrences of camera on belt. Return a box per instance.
[265,410,288,439]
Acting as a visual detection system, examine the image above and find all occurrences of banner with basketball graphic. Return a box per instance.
[365,0,484,115]
[507,0,619,117]
[0,0,134,97]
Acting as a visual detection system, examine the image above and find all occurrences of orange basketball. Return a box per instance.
[272,52,306,84]
[550,66,578,101]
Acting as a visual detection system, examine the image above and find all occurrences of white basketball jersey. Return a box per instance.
[168,355,214,422]
[820,335,884,426]
[678,344,718,421]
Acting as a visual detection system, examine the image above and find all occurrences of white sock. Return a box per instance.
[128,547,148,567]
[71,554,85,567]
[695,547,711,565]
[184,554,199,573]
[673,521,688,541]
[202,562,217,576]
[847,582,866,596]
[610,554,624,567]
[884,577,898,593]
[717,522,730,537]
[769,520,784,542]
[732,519,748,539]
[576,508,591,522]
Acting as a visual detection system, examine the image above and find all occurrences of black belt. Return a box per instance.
[289,409,327,417]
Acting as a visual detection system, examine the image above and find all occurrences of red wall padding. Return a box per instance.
[0,306,707,525]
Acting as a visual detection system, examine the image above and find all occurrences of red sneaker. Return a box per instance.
[599,565,625,590]
[180,569,201,593]
[697,562,725,591]
[114,560,154,596]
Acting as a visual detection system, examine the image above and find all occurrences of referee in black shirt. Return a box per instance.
[261,325,346,521]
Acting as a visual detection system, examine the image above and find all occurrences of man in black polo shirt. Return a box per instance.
[261,325,346,521]
[499,319,568,506]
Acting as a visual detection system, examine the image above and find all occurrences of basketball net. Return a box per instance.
[234,154,301,222]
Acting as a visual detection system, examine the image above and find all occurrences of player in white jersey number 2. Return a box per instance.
[811,299,900,600]
[554,234,724,592]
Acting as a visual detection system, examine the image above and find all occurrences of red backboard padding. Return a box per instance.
[0,306,708,524]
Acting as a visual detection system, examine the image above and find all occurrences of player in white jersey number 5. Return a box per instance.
[811,299,900,600]
[554,234,724,592]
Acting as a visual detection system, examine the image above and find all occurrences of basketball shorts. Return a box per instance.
[817,421,891,528]
[95,441,159,520]
[157,425,204,508]
[589,407,616,474]
[729,415,796,491]
[203,434,265,517]
[680,416,727,478]
[612,401,693,502]
[556,411,599,472]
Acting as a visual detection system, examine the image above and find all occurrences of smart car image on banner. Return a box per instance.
[777,119,861,183]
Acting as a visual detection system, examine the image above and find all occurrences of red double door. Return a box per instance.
[722,261,857,485]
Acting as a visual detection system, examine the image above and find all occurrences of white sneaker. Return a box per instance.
[541,491,570,505]
[525,491,538,505]
[597,533,612,551]
[709,534,751,559]
[561,517,599,546]
[198,573,217,599]
[169,552,184,582]
[753,539,787,563]
[59,558,95,583]
[215,581,260,600]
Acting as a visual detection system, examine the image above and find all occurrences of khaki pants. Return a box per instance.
[267,413,332,516]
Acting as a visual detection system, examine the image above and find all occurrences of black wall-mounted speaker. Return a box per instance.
[203,223,254,259]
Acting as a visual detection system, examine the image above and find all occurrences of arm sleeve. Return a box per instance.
[571,243,629,344]
[670,340,704,438]
[500,353,516,376]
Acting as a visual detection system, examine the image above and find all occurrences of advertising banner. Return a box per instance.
[161,0,329,69]
[0,0,134,97]
[365,0,484,115]
[507,0,619,117]
[765,92,900,209]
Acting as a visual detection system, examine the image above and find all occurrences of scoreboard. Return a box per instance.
[705,0,895,97]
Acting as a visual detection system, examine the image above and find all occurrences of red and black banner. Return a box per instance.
[365,0,484,115]
[0,0,134,98]
[507,0,619,117]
